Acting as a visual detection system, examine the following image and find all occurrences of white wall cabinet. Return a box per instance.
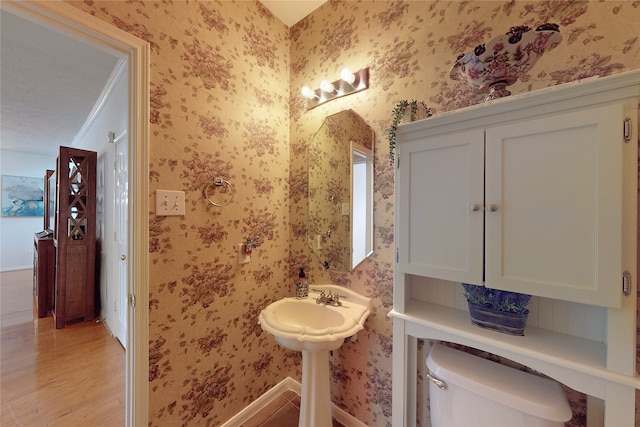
[391,71,640,427]
[398,104,625,307]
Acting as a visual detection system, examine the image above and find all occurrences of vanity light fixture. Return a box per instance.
[301,67,369,110]
[301,86,319,100]
[320,80,336,94]
[340,68,356,85]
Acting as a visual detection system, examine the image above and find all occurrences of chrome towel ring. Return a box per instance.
[204,177,234,207]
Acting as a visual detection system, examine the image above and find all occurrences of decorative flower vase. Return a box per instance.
[450,23,562,102]
[467,302,528,336]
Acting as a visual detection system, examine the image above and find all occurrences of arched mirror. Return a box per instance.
[308,109,374,272]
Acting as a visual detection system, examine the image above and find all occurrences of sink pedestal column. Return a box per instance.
[299,349,333,427]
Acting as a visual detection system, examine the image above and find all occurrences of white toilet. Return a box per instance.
[426,343,572,427]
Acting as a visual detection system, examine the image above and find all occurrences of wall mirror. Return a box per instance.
[308,109,374,272]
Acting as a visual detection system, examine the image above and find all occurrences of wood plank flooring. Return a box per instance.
[1,269,35,327]
[1,270,125,427]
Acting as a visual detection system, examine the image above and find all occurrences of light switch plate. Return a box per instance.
[156,190,185,216]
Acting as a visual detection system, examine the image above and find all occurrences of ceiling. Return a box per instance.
[0,9,121,158]
[0,2,324,158]
[261,0,326,27]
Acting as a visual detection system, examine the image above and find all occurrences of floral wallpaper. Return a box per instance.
[72,1,293,426]
[68,1,640,426]
[289,2,640,425]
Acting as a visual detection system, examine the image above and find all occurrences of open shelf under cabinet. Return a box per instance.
[390,300,640,396]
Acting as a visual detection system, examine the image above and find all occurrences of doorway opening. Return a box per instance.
[0,1,150,425]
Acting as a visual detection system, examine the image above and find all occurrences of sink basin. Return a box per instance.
[258,284,372,351]
[259,285,372,427]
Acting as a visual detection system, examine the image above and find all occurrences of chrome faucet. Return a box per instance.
[315,290,342,307]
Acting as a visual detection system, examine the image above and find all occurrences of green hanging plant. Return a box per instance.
[388,100,432,166]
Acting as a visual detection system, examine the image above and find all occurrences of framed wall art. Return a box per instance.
[1,175,44,217]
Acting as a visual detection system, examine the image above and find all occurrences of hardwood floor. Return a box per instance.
[1,270,35,327]
[1,269,125,427]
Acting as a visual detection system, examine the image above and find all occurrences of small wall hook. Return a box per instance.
[243,236,260,255]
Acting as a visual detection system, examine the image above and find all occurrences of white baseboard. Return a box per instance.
[220,377,300,427]
[333,401,369,427]
[220,376,367,427]
[0,266,33,273]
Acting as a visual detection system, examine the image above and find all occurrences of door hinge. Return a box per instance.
[623,271,632,296]
[128,293,136,308]
[623,118,631,143]
[396,154,400,169]
[395,247,399,263]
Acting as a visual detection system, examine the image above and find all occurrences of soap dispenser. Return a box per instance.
[296,268,308,299]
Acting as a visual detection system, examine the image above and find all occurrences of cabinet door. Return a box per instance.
[485,104,624,307]
[397,129,484,283]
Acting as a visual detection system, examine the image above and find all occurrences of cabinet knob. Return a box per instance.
[470,204,482,212]
[488,204,498,212]
[121,255,127,261]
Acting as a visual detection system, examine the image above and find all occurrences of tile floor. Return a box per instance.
[241,389,345,427]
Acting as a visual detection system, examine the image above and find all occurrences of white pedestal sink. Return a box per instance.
[259,285,372,427]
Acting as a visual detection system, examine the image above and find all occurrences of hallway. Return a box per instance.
[0,269,125,426]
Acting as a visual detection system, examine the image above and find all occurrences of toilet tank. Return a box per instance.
[426,343,572,427]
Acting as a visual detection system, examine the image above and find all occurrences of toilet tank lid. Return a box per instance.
[427,344,572,422]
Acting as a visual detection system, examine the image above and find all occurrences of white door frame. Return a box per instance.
[1,2,150,426]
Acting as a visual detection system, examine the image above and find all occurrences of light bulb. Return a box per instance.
[340,68,356,85]
[301,86,316,99]
[320,81,335,93]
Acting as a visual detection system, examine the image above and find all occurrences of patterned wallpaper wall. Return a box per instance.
[69,1,640,426]
[73,1,294,426]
